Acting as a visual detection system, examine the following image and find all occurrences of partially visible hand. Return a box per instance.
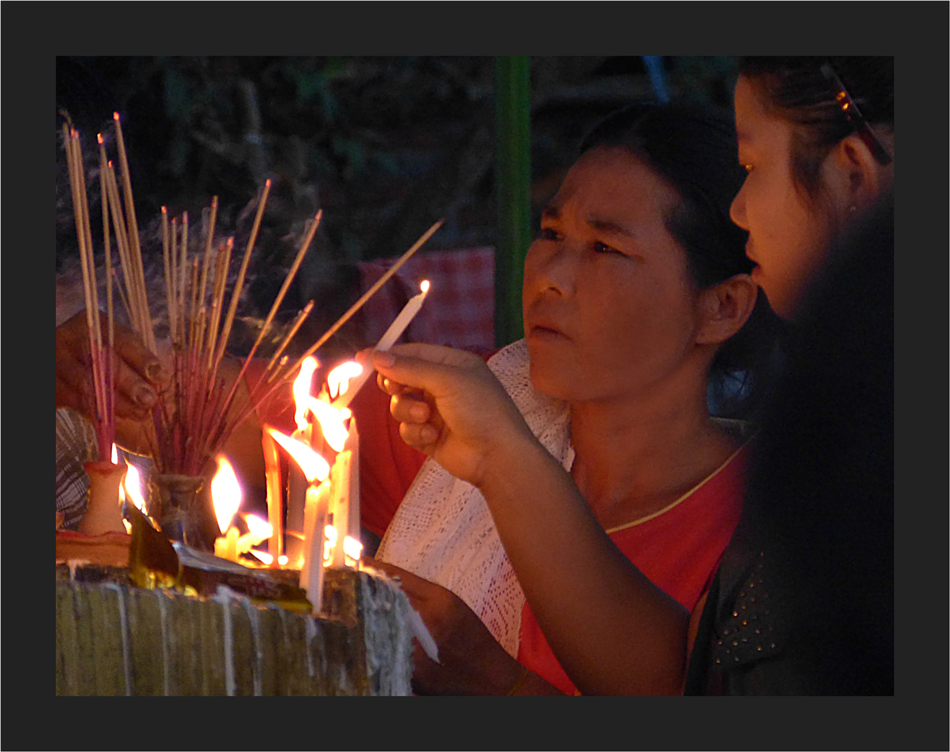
[372,344,537,489]
[56,310,170,453]
[365,557,524,695]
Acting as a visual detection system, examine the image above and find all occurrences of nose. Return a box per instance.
[523,238,577,300]
[729,182,749,231]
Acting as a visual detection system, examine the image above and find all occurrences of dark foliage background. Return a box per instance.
[56,56,737,350]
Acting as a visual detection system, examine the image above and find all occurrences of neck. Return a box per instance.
[568,385,739,529]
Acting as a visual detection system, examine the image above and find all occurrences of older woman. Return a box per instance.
[371,101,776,695]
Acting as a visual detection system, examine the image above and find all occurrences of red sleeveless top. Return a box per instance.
[516,444,749,695]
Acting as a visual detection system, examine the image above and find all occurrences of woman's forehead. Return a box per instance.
[548,147,678,223]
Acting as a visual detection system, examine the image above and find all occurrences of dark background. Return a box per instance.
[55,56,739,351]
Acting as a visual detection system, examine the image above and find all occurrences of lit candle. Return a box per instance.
[286,357,319,534]
[265,426,331,612]
[262,431,283,565]
[327,449,350,569]
[215,526,239,561]
[332,280,430,410]
[211,456,242,561]
[345,419,361,560]
[300,479,331,610]
[327,417,361,569]
[377,279,430,351]
[235,514,273,558]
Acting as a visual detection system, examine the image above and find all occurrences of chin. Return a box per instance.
[527,355,578,402]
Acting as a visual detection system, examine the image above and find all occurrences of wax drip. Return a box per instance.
[211,586,237,696]
[157,592,171,696]
[103,582,132,696]
[305,616,317,678]
[242,598,264,696]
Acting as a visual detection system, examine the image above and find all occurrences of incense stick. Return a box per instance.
[241,219,444,427]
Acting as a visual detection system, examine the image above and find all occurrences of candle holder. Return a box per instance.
[78,461,128,536]
[149,473,217,551]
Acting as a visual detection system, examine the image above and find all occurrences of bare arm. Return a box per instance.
[373,345,688,695]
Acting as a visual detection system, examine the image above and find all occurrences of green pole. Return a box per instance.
[493,56,532,348]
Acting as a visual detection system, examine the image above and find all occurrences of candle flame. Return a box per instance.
[324,525,337,562]
[327,360,363,400]
[306,397,351,453]
[266,426,330,483]
[249,550,289,566]
[243,513,273,542]
[344,536,364,562]
[293,356,319,432]
[123,461,147,513]
[420,279,430,293]
[211,455,242,534]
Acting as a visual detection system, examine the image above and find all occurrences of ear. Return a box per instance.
[826,132,893,213]
[695,274,759,346]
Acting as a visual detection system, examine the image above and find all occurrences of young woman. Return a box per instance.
[683,56,894,695]
[370,101,776,695]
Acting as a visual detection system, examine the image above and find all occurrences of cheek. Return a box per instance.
[521,243,545,304]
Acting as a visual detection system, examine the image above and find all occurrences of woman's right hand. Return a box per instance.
[56,310,170,453]
[372,344,537,489]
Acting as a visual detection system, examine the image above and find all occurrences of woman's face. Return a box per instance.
[730,74,836,319]
[522,147,707,405]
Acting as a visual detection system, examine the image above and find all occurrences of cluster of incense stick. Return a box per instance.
[62,120,116,462]
[61,111,443,479]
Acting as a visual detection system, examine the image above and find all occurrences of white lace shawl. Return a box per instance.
[376,339,574,657]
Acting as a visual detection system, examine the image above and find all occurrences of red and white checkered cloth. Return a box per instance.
[359,246,496,354]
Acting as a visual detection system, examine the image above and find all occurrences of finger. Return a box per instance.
[111,325,169,388]
[372,346,477,397]
[398,421,441,452]
[376,372,405,396]
[390,392,432,424]
[112,356,160,419]
[56,373,88,412]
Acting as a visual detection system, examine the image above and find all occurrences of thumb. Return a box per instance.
[372,344,476,397]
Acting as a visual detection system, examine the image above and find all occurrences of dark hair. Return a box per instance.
[579,101,782,418]
[737,56,894,203]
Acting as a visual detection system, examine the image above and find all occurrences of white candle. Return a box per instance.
[328,446,352,569]
[332,280,430,410]
[377,280,430,351]
[300,479,331,612]
[262,431,283,564]
[285,425,311,534]
[214,526,240,561]
[345,419,361,551]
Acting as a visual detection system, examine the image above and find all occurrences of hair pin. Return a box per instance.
[820,62,892,166]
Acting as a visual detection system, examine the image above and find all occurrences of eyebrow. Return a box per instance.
[542,203,637,238]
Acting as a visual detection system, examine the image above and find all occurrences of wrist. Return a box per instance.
[475,428,559,498]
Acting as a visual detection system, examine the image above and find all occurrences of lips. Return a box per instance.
[525,315,570,341]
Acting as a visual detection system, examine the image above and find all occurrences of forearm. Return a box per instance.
[477,433,689,696]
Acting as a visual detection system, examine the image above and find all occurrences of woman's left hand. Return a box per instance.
[365,557,526,695]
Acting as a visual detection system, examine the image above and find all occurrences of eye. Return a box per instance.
[593,241,622,256]
[538,226,561,241]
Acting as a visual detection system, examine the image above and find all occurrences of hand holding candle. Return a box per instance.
[332,280,430,410]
